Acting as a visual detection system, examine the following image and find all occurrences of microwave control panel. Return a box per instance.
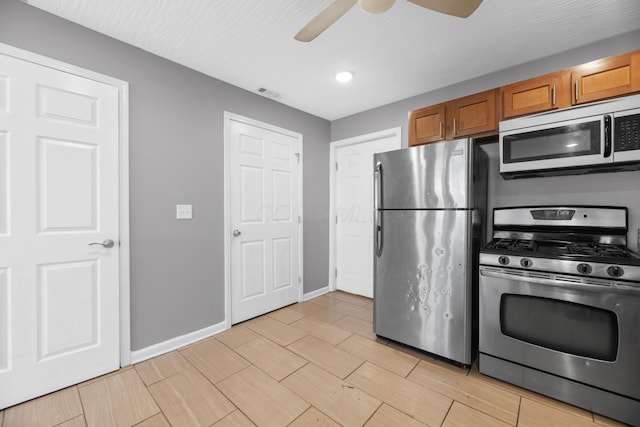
[615,113,640,152]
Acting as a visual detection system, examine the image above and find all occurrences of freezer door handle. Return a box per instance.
[374,161,383,256]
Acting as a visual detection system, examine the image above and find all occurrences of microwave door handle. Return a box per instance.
[604,114,612,158]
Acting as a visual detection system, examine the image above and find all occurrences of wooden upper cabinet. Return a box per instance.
[408,104,446,146]
[572,51,640,105]
[449,89,498,138]
[501,71,571,119]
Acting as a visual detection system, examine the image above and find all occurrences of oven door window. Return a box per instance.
[502,120,601,164]
[500,294,618,361]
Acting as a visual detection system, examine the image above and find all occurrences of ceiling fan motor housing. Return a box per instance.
[359,0,396,14]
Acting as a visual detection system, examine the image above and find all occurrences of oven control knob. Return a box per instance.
[607,265,624,278]
[498,256,510,265]
[520,258,532,268]
[577,263,592,275]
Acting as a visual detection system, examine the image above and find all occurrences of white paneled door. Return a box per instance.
[334,133,400,298]
[228,116,301,324]
[0,52,120,409]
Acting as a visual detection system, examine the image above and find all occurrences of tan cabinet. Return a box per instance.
[408,104,446,146]
[449,89,498,138]
[408,89,498,146]
[572,51,640,105]
[501,71,571,119]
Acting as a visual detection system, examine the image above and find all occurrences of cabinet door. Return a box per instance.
[408,104,445,146]
[450,89,498,138]
[501,72,571,119]
[572,51,640,105]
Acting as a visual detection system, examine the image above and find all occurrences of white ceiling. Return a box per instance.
[22,0,640,121]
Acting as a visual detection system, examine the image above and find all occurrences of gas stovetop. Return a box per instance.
[480,206,640,282]
[484,238,638,261]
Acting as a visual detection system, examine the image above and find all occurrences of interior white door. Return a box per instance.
[0,53,120,409]
[335,135,399,298]
[228,117,301,324]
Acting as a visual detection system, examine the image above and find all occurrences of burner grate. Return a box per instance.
[569,242,631,258]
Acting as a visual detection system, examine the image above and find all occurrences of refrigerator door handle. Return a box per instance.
[374,161,383,256]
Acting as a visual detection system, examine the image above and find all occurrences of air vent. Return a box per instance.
[255,87,280,99]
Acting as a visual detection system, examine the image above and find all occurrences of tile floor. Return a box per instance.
[0,291,629,427]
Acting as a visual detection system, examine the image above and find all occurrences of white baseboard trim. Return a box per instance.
[129,320,228,365]
[303,285,331,301]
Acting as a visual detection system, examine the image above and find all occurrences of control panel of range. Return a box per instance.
[480,253,640,282]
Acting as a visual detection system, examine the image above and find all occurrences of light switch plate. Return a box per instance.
[176,204,193,220]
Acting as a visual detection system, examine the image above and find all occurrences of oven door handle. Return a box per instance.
[480,268,640,294]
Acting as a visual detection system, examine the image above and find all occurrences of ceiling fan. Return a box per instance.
[295,0,483,42]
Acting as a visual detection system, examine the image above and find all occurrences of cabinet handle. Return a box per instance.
[551,84,556,106]
[574,79,579,102]
[453,118,457,136]
[439,122,443,139]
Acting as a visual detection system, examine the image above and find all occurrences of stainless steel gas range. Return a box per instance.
[478,206,640,426]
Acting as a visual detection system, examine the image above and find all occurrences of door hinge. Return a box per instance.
[295,152,300,163]
[335,268,337,278]
[335,215,338,224]
[298,276,302,283]
[335,162,338,171]
[298,216,301,224]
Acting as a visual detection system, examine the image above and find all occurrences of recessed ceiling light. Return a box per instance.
[335,71,354,83]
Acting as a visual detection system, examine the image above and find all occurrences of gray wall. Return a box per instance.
[0,0,330,350]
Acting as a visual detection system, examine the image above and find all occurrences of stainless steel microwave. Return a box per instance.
[499,94,640,179]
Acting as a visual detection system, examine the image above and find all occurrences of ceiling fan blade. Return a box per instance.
[407,0,482,18]
[295,0,358,42]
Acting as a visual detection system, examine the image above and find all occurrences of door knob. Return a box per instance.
[89,239,115,248]
[233,229,242,237]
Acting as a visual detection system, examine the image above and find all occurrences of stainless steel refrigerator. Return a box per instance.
[373,139,487,365]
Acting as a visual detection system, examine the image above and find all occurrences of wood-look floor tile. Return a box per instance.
[212,410,255,427]
[338,333,419,377]
[442,401,512,427]
[329,301,373,321]
[214,326,259,349]
[290,317,353,345]
[134,351,192,386]
[0,410,4,426]
[289,407,340,427]
[243,316,308,346]
[306,294,341,307]
[217,366,309,426]
[211,410,255,427]
[471,366,593,421]
[518,398,598,427]
[347,362,452,427]
[234,336,307,381]
[148,368,235,427]
[79,369,160,427]
[180,337,250,383]
[364,404,427,427]
[267,307,306,324]
[290,301,347,323]
[79,366,135,388]
[282,363,381,427]
[4,387,83,427]
[325,291,372,307]
[407,360,519,425]
[57,415,87,427]
[287,335,364,379]
[133,413,171,427]
[332,315,376,339]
